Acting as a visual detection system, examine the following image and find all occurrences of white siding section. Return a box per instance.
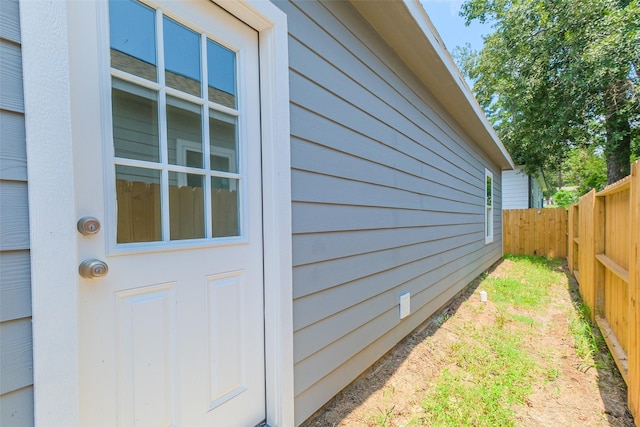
[271,1,504,424]
[0,0,33,424]
[502,166,530,210]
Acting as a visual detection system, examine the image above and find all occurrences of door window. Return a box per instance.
[109,0,242,244]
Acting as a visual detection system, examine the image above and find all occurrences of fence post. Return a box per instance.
[629,160,639,419]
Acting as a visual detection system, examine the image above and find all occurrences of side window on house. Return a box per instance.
[109,0,241,244]
[485,169,493,244]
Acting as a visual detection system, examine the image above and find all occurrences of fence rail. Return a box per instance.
[502,208,567,258]
[568,160,639,420]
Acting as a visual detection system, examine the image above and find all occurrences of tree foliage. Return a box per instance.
[456,0,640,184]
[552,189,580,208]
[562,147,608,194]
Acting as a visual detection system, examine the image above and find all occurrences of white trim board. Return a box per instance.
[20,0,293,425]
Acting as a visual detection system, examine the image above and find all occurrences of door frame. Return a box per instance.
[20,0,293,425]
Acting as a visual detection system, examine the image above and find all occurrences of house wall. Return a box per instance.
[0,0,34,425]
[271,1,504,424]
[502,166,530,209]
[531,178,544,208]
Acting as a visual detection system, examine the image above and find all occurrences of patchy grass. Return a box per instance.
[416,325,538,426]
[401,256,565,426]
[479,255,564,310]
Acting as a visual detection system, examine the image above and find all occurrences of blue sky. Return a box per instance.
[420,0,492,54]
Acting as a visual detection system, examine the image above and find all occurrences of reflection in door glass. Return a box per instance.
[112,79,160,162]
[109,0,157,81]
[115,165,162,243]
[212,177,239,237]
[167,96,203,167]
[207,40,236,108]
[209,110,237,173]
[169,172,205,240]
[164,17,201,97]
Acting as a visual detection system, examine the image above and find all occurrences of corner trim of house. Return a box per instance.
[21,0,293,425]
[20,0,81,425]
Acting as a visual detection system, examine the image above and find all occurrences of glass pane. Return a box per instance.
[486,175,493,207]
[112,79,160,162]
[167,96,203,167]
[207,40,236,108]
[109,0,157,81]
[212,177,239,237]
[209,110,237,173]
[169,172,205,240]
[115,165,162,243]
[164,17,201,97]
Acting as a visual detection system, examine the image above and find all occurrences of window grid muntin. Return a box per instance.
[109,0,243,245]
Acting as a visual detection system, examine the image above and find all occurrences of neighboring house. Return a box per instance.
[502,166,546,210]
[0,0,513,426]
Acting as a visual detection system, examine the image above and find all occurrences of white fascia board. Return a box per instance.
[403,0,514,170]
[351,0,514,171]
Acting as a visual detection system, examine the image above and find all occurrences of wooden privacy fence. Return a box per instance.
[568,160,639,420]
[502,208,567,258]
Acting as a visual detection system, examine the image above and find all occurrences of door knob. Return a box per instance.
[79,258,109,279]
[77,217,101,236]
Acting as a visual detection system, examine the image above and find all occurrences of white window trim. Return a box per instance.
[176,138,237,186]
[21,1,293,426]
[485,168,494,244]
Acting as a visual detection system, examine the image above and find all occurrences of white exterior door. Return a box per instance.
[73,1,265,425]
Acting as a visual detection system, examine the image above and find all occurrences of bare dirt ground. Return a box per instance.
[302,259,635,427]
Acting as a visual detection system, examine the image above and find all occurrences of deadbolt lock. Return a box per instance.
[77,217,101,236]
[79,258,109,279]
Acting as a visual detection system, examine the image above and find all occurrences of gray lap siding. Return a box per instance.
[0,0,35,425]
[271,1,503,424]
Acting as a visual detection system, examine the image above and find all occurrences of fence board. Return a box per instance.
[502,208,567,258]
[578,190,597,311]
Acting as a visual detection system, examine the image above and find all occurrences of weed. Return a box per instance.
[366,386,396,427]
[433,312,452,327]
[546,367,560,382]
[567,301,614,371]
[568,301,599,369]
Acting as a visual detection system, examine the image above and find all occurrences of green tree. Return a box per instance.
[562,147,608,194]
[457,0,640,184]
[552,189,579,208]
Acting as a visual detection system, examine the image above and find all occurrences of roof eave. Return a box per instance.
[350,0,514,171]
